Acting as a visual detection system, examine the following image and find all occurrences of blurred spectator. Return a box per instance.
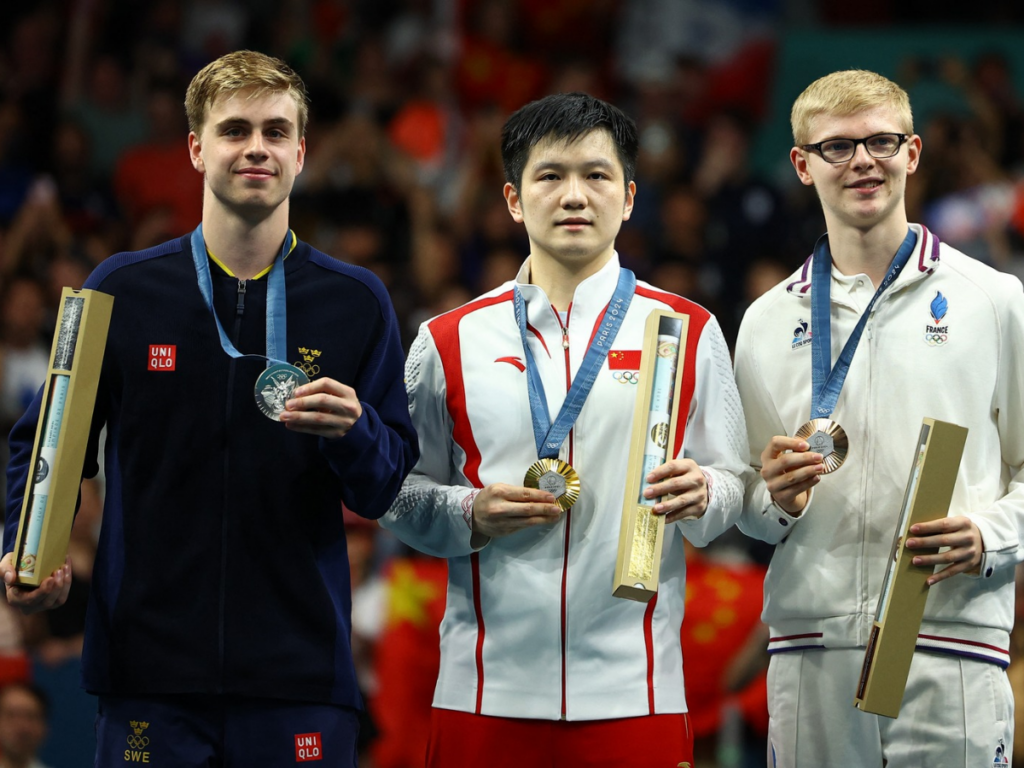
[614,0,778,124]
[0,101,34,225]
[0,602,30,696]
[5,10,62,180]
[44,255,92,317]
[0,277,48,435]
[49,120,121,242]
[1,178,73,284]
[63,55,147,180]
[970,51,1024,170]
[181,0,249,65]
[694,110,788,337]
[0,274,48,561]
[653,186,720,310]
[455,0,548,113]
[113,85,203,243]
[0,683,52,768]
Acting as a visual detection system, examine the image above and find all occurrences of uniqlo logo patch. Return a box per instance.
[295,733,322,762]
[148,345,176,371]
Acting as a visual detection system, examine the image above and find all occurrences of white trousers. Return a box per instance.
[766,649,1014,767]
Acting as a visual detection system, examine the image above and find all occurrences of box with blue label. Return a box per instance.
[613,310,689,603]
[12,287,112,587]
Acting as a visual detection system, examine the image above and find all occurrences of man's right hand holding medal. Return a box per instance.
[470,484,564,544]
[760,436,825,517]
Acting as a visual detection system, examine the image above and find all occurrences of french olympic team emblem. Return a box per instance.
[925,291,948,346]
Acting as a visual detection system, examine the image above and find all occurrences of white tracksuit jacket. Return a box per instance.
[381,254,750,720]
[735,224,1024,665]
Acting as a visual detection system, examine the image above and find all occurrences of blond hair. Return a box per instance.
[185,50,309,137]
[791,70,913,146]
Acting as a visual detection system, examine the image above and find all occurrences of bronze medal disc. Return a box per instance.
[524,458,581,511]
[795,418,849,473]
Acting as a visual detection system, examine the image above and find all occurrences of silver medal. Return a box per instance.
[255,363,310,421]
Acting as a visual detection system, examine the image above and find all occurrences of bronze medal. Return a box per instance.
[795,418,848,473]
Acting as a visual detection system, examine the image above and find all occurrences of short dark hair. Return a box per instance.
[501,92,639,192]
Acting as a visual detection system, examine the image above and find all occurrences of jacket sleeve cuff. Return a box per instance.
[965,515,1020,580]
[461,489,491,551]
[322,401,376,458]
[759,485,810,542]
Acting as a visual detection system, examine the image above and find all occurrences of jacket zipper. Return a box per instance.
[218,278,246,690]
[556,308,572,720]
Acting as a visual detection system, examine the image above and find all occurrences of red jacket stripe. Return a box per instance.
[428,291,513,487]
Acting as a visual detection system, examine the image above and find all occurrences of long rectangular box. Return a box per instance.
[854,417,968,718]
[12,287,113,587]
[612,310,689,602]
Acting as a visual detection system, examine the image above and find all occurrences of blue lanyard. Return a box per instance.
[810,228,917,419]
[189,223,293,366]
[514,268,635,459]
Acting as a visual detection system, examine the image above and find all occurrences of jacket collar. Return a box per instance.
[514,252,623,329]
[786,224,940,299]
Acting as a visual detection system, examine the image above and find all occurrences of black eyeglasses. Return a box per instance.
[800,133,908,163]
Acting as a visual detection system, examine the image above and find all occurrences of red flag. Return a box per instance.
[608,350,641,370]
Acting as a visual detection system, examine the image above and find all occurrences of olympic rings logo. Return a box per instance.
[126,736,150,749]
[613,371,640,384]
[924,332,948,346]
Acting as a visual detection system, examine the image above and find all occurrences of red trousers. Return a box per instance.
[427,707,695,768]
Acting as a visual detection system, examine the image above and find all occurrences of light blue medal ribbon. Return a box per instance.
[189,223,293,366]
[809,228,917,420]
[514,268,636,459]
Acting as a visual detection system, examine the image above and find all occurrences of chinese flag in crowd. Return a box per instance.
[370,557,448,768]
[682,549,769,737]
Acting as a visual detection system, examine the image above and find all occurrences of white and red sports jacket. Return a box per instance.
[381,254,750,721]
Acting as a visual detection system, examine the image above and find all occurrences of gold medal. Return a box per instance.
[524,458,581,511]
[795,418,849,473]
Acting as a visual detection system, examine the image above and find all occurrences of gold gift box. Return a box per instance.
[854,417,968,718]
[612,310,689,602]
[12,287,113,587]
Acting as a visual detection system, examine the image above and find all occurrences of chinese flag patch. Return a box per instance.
[148,345,176,371]
[295,733,322,762]
[608,350,641,369]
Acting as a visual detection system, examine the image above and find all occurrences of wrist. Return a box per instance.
[701,468,714,507]
[770,491,808,518]
[461,489,480,531]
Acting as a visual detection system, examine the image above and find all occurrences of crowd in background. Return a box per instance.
[1,1,1024,766]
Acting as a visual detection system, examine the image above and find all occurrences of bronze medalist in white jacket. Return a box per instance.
[736,224,1024,665]
[382,254,750,720]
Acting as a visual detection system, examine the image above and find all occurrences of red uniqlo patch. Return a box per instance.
[295,733,322,762]
[148,345,176,371]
